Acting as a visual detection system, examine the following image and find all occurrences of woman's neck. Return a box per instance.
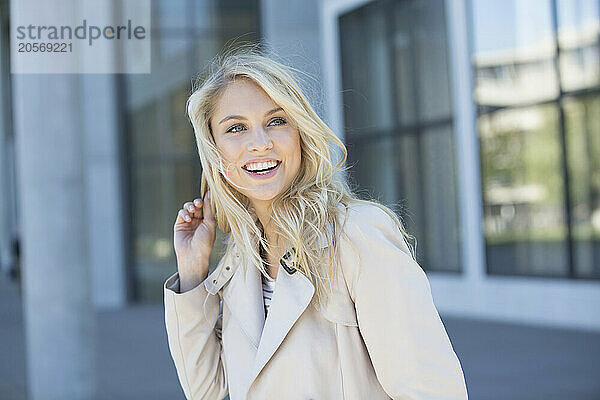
[252,200,285,279]
[252,201,278,247]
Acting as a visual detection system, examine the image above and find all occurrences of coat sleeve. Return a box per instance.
[164,270,228,400]
[340,204,468,400]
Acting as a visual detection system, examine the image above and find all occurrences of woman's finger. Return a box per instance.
[178,209,191,222]
[183,201,197,215]
[185,200,204,218]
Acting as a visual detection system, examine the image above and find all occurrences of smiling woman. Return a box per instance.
[163,44,468,400]
[210,79,302,220]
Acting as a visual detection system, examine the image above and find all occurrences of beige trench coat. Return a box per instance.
[164,202,468,400]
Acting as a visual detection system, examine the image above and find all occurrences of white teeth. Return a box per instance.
[245,160,278,172]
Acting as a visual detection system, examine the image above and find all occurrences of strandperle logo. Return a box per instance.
[11,0,151,74]
[15,19,147,46]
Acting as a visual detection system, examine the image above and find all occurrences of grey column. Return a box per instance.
[82,75,127,309]
[260,0,324,117]
[81,0,127,309]
[12,72,95,399]
[445,0,486,281]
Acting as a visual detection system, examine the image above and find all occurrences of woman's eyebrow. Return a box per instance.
[218,107,283,125]
[265,107,283,116]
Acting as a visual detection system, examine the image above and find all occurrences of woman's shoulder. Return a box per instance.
[333,200,418,302]
[339,200,401,239]
[336,199,413,266]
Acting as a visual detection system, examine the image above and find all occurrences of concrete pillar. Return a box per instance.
[80,0,128,309]
[12,74,95,399]
[82,74,128,309]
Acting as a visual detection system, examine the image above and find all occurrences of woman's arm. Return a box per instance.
[166,191,227,399]
[164,271,228,400]
[340,204,468,400]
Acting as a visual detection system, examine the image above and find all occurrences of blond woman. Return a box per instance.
[164,46,468,400]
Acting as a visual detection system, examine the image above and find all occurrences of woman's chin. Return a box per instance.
[243,186,283,203]
[248,193,279,203]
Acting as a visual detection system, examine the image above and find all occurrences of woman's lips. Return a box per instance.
[243,161,281,180]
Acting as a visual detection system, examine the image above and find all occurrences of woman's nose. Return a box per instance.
[247,127,273,151]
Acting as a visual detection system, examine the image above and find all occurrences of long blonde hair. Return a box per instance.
[186,44,416,309]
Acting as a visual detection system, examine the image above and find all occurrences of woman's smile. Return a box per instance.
[242,159,282,179]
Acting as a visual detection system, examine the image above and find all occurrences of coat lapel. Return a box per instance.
[247,253,315,390]
[222,253,265,349]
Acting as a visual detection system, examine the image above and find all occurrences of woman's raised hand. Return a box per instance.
[173,190,216,292]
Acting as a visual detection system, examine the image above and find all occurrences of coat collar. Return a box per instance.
[205,228,332,394]
[214,238,326,344]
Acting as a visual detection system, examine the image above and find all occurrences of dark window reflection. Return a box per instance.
[340,0,461,272]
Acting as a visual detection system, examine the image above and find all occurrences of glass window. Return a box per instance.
[564,96,600,278]
[340,0,461,272]
[154,0,217,31]
[470,0,600,279]
[478,105,568,276]
[339,2,395,134]
[395,0,452,122]
[471,0,559,108]
[557,0,599,91]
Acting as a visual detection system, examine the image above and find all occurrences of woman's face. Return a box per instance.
[210,78,302,206]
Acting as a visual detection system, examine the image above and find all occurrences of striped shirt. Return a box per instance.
[262,274,275,316]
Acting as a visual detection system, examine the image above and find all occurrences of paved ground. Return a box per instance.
[1,276,599,400]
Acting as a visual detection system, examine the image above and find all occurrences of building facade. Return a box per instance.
[1,0,598,331]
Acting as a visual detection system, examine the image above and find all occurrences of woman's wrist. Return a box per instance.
[177,257,210,293]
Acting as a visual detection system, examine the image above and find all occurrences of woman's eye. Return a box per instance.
[268,117,286,126]
[227,124,245,133]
